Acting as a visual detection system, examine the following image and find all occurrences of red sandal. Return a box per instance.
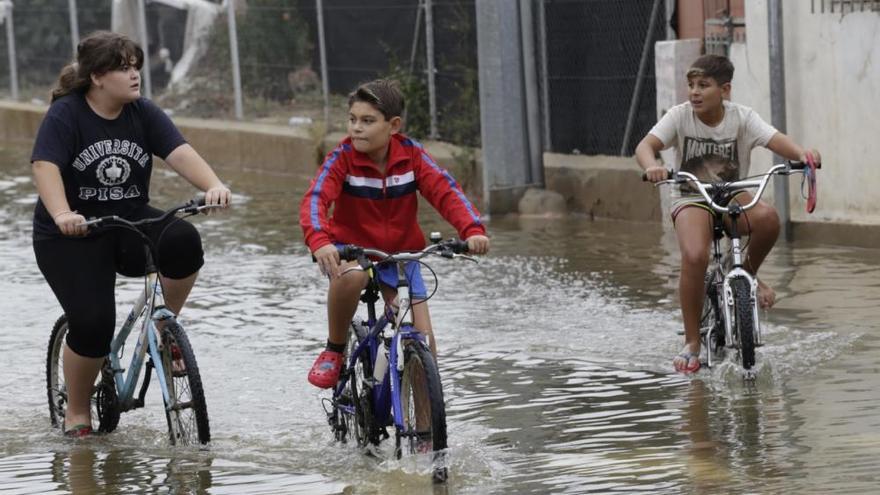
[308,350,343,389]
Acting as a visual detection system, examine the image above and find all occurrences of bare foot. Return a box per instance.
[757,278,776,308]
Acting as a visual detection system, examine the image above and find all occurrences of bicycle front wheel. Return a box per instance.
[396,341,447,459]
[46,315,119,433]
[159,321,210,445]
[731,277,756,370]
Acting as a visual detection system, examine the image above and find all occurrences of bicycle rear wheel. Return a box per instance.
[46,315,119,433]
[701,271,725,364]
[159,321,210,445]
[730,277,756,370]
[396,340,448,483]
[336,319,377,447]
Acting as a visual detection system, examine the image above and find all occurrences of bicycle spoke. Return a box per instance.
[160,322,210,446]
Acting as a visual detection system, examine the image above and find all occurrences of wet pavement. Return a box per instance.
[1,144,879,494]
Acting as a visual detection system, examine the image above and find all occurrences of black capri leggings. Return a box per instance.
[33,204,204,358]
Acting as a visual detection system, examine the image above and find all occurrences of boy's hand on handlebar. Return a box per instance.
[55,211,87,237]
[466,234,490,255]
[203,185,232,214]
[643,166,669,183]
[313,244,341,279]
[800,149,821,166]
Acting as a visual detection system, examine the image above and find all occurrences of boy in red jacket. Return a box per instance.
[300,79,490,388]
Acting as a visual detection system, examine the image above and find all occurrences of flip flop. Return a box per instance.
[673,350,701,374]
[63,423,93,438]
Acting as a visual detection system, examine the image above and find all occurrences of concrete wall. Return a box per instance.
[731,1,880,225]
[0,100,320,175]
[0,101,484,205]
[3,95,878,247]
[544,153,661,222]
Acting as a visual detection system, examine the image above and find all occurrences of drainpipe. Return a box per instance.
[519,0,543,186]
[768,0,791,240]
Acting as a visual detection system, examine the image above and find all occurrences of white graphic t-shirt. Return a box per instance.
[649,100,777,191]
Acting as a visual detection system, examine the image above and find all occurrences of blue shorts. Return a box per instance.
[375,261,427,299]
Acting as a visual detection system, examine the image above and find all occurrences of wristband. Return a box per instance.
[53,210,76,220]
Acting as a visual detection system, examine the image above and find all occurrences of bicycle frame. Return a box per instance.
[83,202,213,415]
[335,260,427,432]
[107,257,178,413]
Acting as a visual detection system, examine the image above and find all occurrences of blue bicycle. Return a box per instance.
[46,199,217,445]
[323,234,473,483]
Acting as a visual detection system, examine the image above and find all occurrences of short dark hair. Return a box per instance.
[347,79,405,120]
[686,54,734,85]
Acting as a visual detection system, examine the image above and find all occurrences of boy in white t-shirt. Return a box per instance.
[635,54,821,373]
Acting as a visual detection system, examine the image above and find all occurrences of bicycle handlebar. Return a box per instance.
[337,238,470,264]
[642,161,820,214]
[81,197,219,229]
[639,160,820,183]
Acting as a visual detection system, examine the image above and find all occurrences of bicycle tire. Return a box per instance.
[396,341,448,461]
[46,315,119,433]
[702,271,725,360]
[731,277,756,370]
[339,320,377,447]
[159,321,210,445]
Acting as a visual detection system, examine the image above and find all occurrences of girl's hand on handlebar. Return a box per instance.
[55,211,87,237]
[643,166,669,183]
[466,234,490,255]
[313,244,342,279]
[203,185,232,214]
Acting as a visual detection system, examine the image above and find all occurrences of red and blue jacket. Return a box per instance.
[300,133,485,254]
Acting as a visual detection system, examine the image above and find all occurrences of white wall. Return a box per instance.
[733,1,880,224]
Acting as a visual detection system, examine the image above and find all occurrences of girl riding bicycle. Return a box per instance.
[31,31,231,437]
[299,79,489,389]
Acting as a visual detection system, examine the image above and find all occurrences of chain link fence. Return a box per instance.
[3,0,665,156]
[540,0,665,156]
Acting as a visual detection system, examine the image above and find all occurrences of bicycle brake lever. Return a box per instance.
[454,254,478,263]
[357,255,372,271]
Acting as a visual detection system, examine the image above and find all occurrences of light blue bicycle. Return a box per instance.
[46,199,215,445]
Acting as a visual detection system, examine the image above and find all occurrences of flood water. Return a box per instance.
[1,143,879,494]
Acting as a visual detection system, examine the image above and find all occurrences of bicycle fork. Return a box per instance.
[720,235,763,349]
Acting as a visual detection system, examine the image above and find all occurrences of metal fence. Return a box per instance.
[540,0,666,155]
[2,0,666,156]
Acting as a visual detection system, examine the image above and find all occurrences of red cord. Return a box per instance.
[805,151,817,213]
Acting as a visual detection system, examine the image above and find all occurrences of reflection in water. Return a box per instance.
[52,446,213,494]
[2,145,880,493]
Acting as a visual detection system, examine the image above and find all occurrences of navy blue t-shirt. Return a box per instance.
[31,93,186,240]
